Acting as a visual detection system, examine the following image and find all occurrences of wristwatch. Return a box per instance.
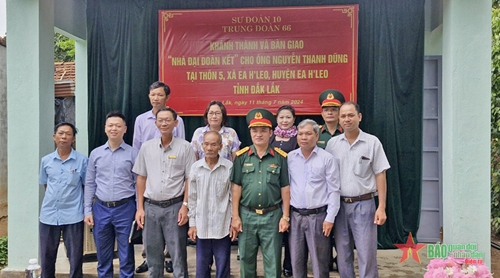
[182,201,188,207]
[282,216,290,222]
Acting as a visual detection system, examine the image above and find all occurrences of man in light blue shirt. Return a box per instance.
[39,122,88,278]
[84,111,138,278]
[288,119,341,278]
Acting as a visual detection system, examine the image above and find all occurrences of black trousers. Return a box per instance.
[39,221,84,278]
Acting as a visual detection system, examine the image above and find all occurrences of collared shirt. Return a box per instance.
[288,146,341,223]
[230,145,289,208]
[317,124,342,149]
[84,141,138,215]
[133,137,196,200]
[187,157,233,239]
[133,109,185,150]
[39,149,88,225]
[325,129,390,197]
[191,125,241,161]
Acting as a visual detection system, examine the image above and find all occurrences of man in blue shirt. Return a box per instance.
[84,111,138,278]
[39,122,88,278]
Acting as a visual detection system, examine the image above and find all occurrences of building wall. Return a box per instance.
[425,25,443,56]
[0,43,8,237]
[424,0,443,56]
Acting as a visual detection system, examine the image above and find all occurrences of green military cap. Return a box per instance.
[246,108,275,128]
[319,89,346,107]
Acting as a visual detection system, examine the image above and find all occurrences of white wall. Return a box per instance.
[0,44,7,210]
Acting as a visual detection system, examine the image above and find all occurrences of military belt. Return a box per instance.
[240,203,281,215]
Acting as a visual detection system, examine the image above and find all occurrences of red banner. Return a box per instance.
[159,6,358,116]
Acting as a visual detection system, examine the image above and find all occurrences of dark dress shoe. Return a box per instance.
[165,260,173,273]
[187,238,197,245]
[329,256,338,272]
[136,260,148,273]
[283,269,293,277]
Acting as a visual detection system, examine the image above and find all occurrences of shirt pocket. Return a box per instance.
[216,179,231,198]
[242,165,255,185]
[266,165,281,186]
[308,165,324,184]
[169,162,185,180]
[69,171,82,186]
[353,156,372,178]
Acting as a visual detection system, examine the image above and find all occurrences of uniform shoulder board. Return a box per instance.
[236,146,250,157]
[274,147,288,158]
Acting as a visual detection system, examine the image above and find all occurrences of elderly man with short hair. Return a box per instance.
[188,131,236,278]
[288,119,341,278]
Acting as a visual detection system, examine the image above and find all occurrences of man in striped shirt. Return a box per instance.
[187,131,236,278]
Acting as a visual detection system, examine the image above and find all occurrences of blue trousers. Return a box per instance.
[39,221,83,278]
[196,236,231,278]
[93,199,136,278]
[334,199,378,278]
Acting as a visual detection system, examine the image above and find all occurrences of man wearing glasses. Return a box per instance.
[133,81,183,273]
[133,107,196,277]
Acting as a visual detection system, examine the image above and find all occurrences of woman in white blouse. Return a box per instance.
[191,100,241,161]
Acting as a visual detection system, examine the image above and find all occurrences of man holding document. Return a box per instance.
[84,111,138,278]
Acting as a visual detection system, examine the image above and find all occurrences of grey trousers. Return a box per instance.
[144,202,188,278]
[289,210,331,278]
[333,199,378,278]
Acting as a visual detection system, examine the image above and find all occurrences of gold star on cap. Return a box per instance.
[319,89,345,107]
[246,108,275,128]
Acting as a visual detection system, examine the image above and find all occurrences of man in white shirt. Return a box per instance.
[326,102,390,278]
[188,131,236,278]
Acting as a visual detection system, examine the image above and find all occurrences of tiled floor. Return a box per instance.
[52,243,430,277]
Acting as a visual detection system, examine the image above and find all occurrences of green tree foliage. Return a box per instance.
[0,236,7,269]
[54,33,75,62]
[492,7,500,235]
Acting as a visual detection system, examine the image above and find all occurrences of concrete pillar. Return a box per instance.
[442,0,491,266]
[0,40,7,234]
[4,0,54,270]
[75,39,88,155]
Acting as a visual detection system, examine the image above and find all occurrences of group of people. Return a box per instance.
[38,81,390,278]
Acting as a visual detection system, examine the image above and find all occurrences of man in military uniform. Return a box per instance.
[231,108,291,278]
[317,89,346,149]
[317,89,345,271]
